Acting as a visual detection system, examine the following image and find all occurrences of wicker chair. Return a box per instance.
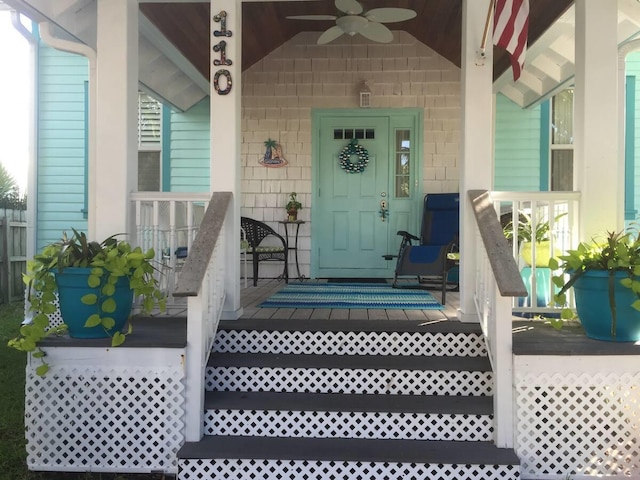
[241,217,288,286]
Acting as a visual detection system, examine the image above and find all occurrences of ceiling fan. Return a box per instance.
[286,0,417,45]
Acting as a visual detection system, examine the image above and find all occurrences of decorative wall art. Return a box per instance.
[213,11,233,96]
[260,138,287,167]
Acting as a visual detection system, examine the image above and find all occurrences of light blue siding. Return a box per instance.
[169,98,210,192]
[37,45,88,249]
[494,93,542,191]
[626,52,640,222]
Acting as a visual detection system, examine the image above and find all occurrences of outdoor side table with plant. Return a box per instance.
[7,229,166,375]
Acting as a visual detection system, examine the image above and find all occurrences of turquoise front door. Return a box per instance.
[312,110,422,278]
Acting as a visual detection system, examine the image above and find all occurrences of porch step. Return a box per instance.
[203,391,494,441]
[214,318,487,357]
[178,319,519,479]
[206,352,493,396]
[177,436,520,480]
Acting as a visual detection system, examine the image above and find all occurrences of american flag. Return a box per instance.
[494,0,530,81]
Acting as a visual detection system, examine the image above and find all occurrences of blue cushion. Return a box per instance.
[408,246,442,264]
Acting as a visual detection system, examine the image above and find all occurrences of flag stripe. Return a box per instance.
[494,0,529,81]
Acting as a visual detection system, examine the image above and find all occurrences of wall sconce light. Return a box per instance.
[359,81,372,108]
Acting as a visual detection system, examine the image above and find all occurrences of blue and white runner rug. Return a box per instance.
[259,283,443,310]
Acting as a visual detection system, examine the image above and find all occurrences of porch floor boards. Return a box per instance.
[240,279,461,322]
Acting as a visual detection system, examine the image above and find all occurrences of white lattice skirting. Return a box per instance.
[25,361,186,474]
[206,366,493,396]
[214,330,487,357]
[515,356,640,479]
[178,459,520,480]
[205,410,493,441]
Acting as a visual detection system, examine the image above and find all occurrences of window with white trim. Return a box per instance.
[550,89,574,191]
[138,92,162,191]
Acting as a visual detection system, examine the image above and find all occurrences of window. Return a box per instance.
[394,129,411,198]
[550,89,574,191]
[138,93,162,191]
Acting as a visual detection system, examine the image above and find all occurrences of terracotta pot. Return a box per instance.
[287,210,298,222]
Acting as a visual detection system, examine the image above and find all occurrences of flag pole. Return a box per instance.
[479,0,496,58]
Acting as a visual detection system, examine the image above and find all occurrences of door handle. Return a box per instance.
[379,200,388,222]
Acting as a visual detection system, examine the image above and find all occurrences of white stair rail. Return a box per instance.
[173,192,232,442]
[468,190,528,448]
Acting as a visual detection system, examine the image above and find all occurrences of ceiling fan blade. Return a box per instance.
[365,8,417,23]
[286,15,337,21]
[335,0,363,15]
[317,25,345,45]
[359,21,394,43]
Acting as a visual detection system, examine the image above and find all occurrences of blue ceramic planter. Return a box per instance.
[573,270,640,342]
[55,267,133,339]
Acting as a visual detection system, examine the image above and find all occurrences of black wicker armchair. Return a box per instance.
[240,217,288,286]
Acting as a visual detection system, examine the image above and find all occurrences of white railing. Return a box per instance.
[490,191,581,315]
[468,190,528,448]
[130,192,210,305]
[172,192,232,442]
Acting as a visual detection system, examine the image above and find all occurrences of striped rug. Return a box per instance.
[258,283,443,310]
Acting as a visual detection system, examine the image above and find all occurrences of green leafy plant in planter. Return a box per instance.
[285,192,303,221]
[7,229,166,375]
[549,228,640,340]
[504,211,567,266]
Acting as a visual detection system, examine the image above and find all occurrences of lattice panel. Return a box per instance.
[515,371,640,478]
[205,409,492,441]
[206,367,493,396]
[214,330,487,357]
[25,365,186,473]
[179,459,520,480]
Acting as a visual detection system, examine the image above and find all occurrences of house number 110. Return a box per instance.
[213,11,232,95]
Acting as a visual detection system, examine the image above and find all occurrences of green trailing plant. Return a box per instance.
[549,228,640,335]
[7,229,166,375]
[286,192,302,213]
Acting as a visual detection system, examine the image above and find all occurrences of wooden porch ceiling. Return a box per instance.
[140,0,573,79]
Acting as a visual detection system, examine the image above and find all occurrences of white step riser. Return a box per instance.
[179,459,519,480]
[206,366,493,396]
[214,330,486,357]
[204,410,493,441]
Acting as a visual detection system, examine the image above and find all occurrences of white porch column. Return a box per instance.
[574,0,622,239]
[211,0,242,319]
[459,0,494,322]
[93,0,138,240]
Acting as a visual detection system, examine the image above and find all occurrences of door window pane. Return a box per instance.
[395,130,411,198]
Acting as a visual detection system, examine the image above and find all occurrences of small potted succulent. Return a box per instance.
[549,228,640,341]
[8,229,166,375]
[285,192,303,222]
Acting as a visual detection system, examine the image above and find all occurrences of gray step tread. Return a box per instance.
[208,352,491,371]
[204,390,493,415]
[178,435,519,465]
[219,318,482,334]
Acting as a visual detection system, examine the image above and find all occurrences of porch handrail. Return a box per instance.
[490,190,581,314]
[468,190,527,448]
[173,191,232,442]
[131,191,211,304]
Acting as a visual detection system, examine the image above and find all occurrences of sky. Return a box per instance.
[0,11,30,193]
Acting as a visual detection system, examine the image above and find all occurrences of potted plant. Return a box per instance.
[8,229,166,375]
[549,228,640,341]
[285,192,302,221]
[504,211,566,266]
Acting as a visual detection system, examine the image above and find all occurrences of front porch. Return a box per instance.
[28,274,640,479]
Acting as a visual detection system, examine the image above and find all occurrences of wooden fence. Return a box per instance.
[0,208,27,303]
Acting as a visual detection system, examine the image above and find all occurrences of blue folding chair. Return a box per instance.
[392,193,460,303]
